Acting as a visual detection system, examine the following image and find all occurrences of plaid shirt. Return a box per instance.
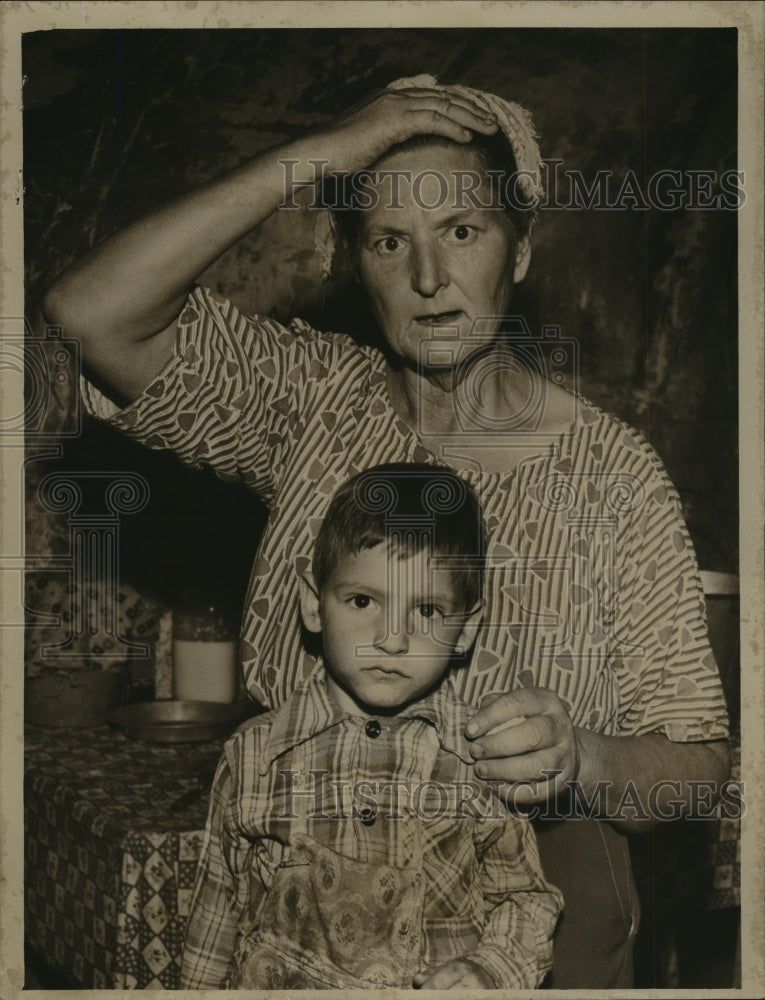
[181,663,562,989]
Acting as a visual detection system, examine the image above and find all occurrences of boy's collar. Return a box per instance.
[395,682,475,765]
[258,659,474,775]
[258,661,343,774]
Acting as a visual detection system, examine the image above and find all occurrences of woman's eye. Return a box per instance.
[418,603,438,619]
[351,595,372,609]
[376,236,402,254]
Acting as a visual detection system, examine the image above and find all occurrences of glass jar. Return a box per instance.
[172,603,240,703]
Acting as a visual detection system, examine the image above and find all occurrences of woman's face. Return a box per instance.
[355,142,529,370]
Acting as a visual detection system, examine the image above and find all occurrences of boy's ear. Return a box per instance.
[454,601,485,656]
[298,570,322,634]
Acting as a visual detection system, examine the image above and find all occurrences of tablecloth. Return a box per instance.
[25,723,224,989]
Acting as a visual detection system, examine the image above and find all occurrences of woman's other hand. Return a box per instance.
[466,691,732,829]
[465,687,582,805]
[319,85,498,175]
[413,958,495,989]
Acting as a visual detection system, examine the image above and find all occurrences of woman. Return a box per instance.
[43,77,730,987]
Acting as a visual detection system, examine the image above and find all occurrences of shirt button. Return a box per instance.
[358,805,377,826]
[365,719,381,739]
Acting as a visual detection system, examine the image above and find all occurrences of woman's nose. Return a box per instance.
[410,241,448,297]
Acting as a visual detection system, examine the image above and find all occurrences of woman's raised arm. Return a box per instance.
[42,148,299,405]
[42,86,498,406]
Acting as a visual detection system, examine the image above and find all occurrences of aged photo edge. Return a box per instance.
[1,2,762,997]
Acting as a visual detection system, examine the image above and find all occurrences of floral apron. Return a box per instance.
[231,832,425,989]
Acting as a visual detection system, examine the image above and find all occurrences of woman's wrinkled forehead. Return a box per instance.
[387,74,543,205]
[356,141,508,232]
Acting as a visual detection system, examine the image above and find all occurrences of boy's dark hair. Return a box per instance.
[313,462,486,609]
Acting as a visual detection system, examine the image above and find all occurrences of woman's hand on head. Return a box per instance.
[319,85,498,175]
[465,687,582,806]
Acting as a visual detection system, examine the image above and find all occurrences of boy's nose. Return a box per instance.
[373,615,409,654]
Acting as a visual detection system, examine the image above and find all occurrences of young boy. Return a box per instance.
[181,463,562,990]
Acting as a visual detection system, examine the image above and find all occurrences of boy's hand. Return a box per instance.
[413,958,495,989]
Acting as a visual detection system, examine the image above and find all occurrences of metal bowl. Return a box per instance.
[107,699,262,743]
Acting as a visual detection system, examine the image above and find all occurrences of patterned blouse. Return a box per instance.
[180,663,563,989]
[83,285,728,742]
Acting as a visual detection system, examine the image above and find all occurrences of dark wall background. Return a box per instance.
[22,28,738,662]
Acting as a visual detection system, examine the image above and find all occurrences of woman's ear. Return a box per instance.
[298,571,322,634]
[454,601,485,656]
[346,241,362,284]
[513,236,531,284]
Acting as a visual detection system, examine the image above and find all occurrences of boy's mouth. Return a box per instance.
[364,665,407,678]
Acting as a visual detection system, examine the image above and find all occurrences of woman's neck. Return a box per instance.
[386,344,535,437]
[386,363,462,437]
[384,346,580,474]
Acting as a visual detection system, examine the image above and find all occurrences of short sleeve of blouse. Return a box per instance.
[610,430,729,742]
[80,285,343,505]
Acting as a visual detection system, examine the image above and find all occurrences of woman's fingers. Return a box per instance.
[471,712,563,761]
[400,107,488,145]
[472,718,563,766]
[465,687,581,801]
[327,86,498,173]
[472,747,563,784]
[400,94,498,138]
[497,773,564,808]
[474,749,570,806]
[466,688,545,740]
[397,86,498,130]
[337,85,494,130]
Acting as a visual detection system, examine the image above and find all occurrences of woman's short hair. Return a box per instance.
[313,462,486,610]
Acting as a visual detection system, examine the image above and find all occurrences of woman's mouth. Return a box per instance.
[415,310,462,326]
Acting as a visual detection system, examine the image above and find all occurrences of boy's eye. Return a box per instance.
[351,595,372,609]
[418,603,438,619]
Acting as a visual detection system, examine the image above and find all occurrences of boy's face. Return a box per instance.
[300,543,483,715]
